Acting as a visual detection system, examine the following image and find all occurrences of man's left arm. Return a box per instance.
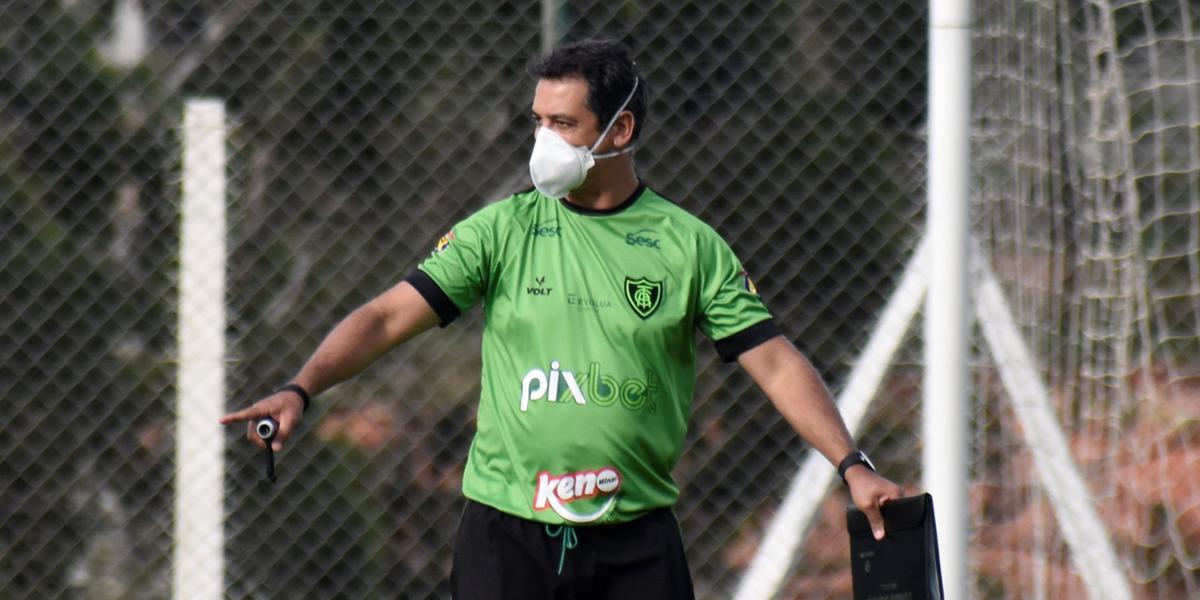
[737,335,902,540]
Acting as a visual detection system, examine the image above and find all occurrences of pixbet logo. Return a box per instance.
[519,361,659,413]
[533,467,621,523]
[520,361,586,411]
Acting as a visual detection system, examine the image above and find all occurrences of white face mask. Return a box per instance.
[528,78,639,198]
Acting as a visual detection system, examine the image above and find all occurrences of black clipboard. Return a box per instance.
[846,493,944,600]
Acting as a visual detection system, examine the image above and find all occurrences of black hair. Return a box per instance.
[531,39,647,143]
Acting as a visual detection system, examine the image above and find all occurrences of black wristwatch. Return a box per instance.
[837,450,876,484]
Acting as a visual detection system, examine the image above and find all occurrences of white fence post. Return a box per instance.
[174,98,227,600]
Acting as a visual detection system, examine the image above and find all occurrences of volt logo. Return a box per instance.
[527,276,552,296]
[533,467,621,523]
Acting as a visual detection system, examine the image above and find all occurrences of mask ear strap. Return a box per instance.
[589,77,640,154]
[592,144,636,160]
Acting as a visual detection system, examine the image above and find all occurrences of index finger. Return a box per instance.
[219,405,266,425]
[863,502,887,541]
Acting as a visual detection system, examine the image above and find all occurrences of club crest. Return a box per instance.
[624,277,663,319]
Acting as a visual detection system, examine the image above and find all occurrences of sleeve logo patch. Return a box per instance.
[741,270,759,295]
[624,277,663,319]
[433,231,456,254]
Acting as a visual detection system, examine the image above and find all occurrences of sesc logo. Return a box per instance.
[625,228,662,249]
[529,219,562,237]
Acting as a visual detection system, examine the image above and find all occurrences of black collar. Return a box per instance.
[559,182,645,216]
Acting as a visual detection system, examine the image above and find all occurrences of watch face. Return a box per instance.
[859,451,876,472]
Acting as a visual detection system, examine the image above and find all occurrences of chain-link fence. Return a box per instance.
[3,1,1198,599]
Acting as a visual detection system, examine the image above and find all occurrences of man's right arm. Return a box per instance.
[218,280,440,450]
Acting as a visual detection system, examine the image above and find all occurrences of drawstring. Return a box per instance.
[544,524,578,575]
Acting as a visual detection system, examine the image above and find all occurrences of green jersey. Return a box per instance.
[408,185,778,525]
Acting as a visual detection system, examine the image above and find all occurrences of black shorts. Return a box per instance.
[451,499,695,600]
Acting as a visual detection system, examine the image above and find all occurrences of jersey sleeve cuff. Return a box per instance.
[713,319,782,362]
[404,269,461,327]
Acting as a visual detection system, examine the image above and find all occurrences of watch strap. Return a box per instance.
[273,383,310,413]
[837,450,875,484]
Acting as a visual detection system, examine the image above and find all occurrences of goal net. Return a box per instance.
[741,0,1200,597]
[972,0,1200,597]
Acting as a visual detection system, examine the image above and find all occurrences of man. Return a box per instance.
[221,39,901,599]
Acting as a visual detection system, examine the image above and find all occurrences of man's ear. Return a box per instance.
[612,111,636,148]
